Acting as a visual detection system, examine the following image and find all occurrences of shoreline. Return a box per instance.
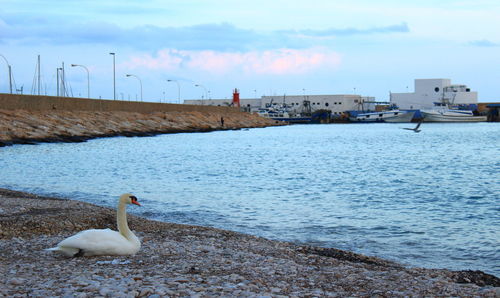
[0,126,246,147]
[1,187,498,296]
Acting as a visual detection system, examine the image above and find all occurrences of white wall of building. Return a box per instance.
[185,94,376,116]
[260,95,375,115]
[391,79,478,110]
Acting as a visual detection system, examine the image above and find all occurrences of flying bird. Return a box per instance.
[403,120,423,133]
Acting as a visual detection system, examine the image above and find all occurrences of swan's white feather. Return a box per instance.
[48,228,140,256]
[46,193,141,257]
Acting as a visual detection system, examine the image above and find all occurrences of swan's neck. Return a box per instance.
[117,202,134,239]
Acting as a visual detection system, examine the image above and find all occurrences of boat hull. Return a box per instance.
[349,110,414,123]
[422,111,486,122]
[272,117,312,123]
[384,111,416,123]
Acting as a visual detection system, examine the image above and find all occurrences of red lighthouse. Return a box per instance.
[232,88,240,108]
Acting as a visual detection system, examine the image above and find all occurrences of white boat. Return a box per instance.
[349,110,415,123]
[257,108,291,120]
[420,95,486,122]
[257,108,312,123]
[421,109,486,122]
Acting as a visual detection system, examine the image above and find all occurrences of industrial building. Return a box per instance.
[185,78,483,119]
[390,79,478,110]
[184,93,376,116]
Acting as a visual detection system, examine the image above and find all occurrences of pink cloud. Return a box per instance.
[124,48,341,75]
[125,49,186,71]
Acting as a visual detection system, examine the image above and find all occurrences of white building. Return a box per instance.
[185,94,376,116]
[390,79,478,110]
[261,95,375,116]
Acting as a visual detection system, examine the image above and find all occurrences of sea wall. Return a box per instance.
[0,93,240,113]
[0,94,283,146]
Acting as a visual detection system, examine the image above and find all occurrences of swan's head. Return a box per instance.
[120,193,141,206]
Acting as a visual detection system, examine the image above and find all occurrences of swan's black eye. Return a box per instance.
[130,196,137,202]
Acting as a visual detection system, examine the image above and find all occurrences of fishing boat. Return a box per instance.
[256,108,311,123]
[420,93,486,122]
[421,109,486,122]
[421,101,486,122]
[349,110,415,123]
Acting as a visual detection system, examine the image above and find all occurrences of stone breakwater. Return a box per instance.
[0,188,498,297]
[0,109,283,146]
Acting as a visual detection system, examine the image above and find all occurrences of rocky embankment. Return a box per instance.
[0,188,498,297]
[0,109,283,146]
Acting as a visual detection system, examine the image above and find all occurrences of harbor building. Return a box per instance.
[390,79,478,110]
[185,94,375,116]
[260,95,375,116]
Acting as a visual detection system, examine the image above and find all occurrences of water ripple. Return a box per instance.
[1,123,499,275]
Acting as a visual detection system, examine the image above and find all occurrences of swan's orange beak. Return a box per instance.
[130,195,141,206]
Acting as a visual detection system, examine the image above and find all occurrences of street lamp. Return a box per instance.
[56,67,62,96]
[194,83,208,104]
[109,52,116,100]
[167,79,180,103]
[0,54,13,94]
[126,74,143,101]
[71,64,90,98]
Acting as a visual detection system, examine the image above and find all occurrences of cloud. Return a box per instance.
[123,48,341,75]
[0,13,409,51]
[296,22,410,37]
[468,39,498,47]
[0,15,264,51]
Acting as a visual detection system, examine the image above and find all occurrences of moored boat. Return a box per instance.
[421,109,486,122]
[257,108,312,123]
[349,110,415,123]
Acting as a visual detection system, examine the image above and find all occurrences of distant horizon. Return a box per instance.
[1,1,499,102]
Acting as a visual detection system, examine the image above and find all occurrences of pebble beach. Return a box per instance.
[1,188,498,297]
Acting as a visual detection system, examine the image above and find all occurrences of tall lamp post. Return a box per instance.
[0,54,13,94]
[126,74,143,101]
[109,52,116,100]
[194,83,208,105]
[71,64,90,98]
[167,79,180,103]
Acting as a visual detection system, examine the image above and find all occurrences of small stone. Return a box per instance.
[9,278,25,285]
[99,287,113,296]
[138,288,153,297]
[271,287,281,293]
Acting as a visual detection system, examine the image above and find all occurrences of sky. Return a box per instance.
[0,0,499,102]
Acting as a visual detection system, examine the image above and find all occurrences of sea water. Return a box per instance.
[1,123,499,275]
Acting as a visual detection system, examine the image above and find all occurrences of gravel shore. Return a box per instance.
[0,188,498,297]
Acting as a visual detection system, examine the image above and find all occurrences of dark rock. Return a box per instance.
[451,270,500,287]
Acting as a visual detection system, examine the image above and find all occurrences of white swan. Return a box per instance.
[46,193,141,257]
